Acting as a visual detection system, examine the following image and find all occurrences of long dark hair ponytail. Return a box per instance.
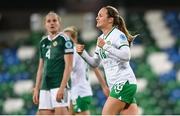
[105,6,135,46]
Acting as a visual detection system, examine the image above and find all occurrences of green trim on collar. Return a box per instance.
[103,27,116,40]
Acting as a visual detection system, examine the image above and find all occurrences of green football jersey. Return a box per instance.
[39,32,74,90]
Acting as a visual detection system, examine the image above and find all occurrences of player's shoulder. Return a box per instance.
[113,28,128,41]
[59,32,73,49]
[59,32,71,41]
[112,28,123,36]
[40,35,48,43]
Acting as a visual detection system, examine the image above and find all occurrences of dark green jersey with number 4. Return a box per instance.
[39,33,73,90]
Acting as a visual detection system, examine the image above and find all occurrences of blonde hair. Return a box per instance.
[63,26,78,39]
[44,11,61,23]
[43,11,62,32]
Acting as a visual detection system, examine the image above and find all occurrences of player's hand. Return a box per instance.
[102,86,110,97]
[32,87,39,105]
[76,44,85,55]
[56,87,64,102]
[97,38,105,48]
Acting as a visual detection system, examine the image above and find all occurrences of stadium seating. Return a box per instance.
[0,10,180,115]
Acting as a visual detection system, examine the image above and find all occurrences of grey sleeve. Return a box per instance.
[81,50,101,68]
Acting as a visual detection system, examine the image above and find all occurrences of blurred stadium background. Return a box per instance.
[0,0,180,115]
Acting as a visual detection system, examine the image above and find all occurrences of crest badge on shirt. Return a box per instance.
[106,41,111,45]
[53,41,58,47]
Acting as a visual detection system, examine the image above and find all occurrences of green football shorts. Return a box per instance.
[72,96,92,113]
[110,81,137,104]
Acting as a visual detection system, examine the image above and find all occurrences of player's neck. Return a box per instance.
[49,32,59,40]
[102,26,114,36]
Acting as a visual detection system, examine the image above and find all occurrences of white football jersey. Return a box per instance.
[70,47,93,100]
[95,28,137,89]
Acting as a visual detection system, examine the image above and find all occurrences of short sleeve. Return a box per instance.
[60,34,74,54]
[64,40,74,54]
[116,33,129,49]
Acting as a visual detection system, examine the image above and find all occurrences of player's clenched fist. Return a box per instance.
[76,44,85,55]
[97,38,105,48]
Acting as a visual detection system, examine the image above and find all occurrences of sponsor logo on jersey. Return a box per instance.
[65,41,73,48]
[46,45,51,49]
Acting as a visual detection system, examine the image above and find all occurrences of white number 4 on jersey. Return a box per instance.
[45,49,51,59]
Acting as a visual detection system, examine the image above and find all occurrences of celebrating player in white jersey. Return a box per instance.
[63,26,109,115]
[76,6,138,115]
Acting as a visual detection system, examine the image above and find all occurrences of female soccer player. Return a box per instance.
[32,11,73,115]
[63,26,109,115]
[76,6,138,115]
